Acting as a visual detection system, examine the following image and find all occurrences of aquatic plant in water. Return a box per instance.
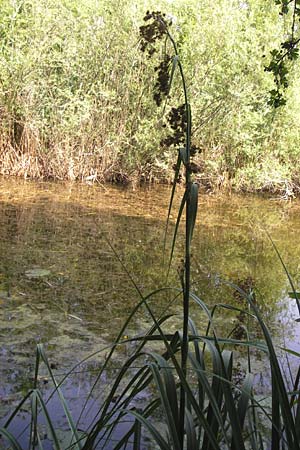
[1,10,300,450]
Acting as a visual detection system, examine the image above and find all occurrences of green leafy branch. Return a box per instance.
[265,0,300,107]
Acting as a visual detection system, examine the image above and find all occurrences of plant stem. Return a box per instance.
[158,20,193,448]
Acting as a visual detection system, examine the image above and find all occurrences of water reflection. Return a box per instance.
[0,178,300,446]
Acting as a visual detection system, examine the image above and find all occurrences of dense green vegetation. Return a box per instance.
[1,7,300,450]
[0,0,300,194]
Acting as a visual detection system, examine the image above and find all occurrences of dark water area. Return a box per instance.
[0,178,300,448]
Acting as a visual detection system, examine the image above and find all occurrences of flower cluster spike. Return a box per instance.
[139,10,202,163]
[139,11,171,56]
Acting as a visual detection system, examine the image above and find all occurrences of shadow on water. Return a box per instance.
[1,178,300,447]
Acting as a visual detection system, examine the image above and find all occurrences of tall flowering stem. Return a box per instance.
[140,11,198,448]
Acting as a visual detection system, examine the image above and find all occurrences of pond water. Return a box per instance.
[0,177,300,448]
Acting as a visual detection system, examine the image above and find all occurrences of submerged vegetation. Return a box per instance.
[1,8,300,450]
[1,0,300,194]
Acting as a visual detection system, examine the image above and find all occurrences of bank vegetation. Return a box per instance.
[1,0,300,195]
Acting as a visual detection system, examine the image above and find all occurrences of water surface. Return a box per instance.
[1,178,300,446]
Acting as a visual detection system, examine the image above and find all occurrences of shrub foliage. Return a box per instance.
[1,0,300,193]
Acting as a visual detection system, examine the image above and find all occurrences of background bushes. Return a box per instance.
[0,0,299,193]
